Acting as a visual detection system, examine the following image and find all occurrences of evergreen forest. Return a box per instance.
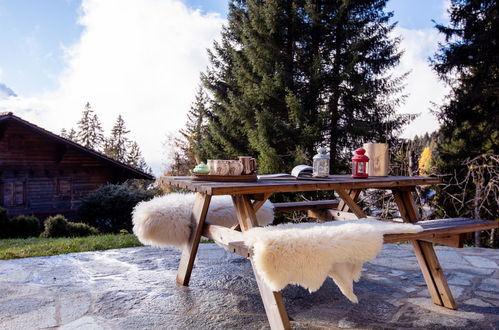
[170,0,497,247]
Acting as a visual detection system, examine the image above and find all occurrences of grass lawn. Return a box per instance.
[0,234,143,260]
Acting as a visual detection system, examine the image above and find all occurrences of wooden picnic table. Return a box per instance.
[162,175,470,329]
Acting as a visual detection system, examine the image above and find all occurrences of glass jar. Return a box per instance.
[313,147,330,177]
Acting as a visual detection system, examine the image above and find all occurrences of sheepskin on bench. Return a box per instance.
[243,219,423,303]
[132,193,274,249]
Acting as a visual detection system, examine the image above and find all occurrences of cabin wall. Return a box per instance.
[0,121,135,219]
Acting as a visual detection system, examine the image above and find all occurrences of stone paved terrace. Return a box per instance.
[0,244,498,329]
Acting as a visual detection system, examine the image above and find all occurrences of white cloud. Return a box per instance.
[0,0,224,175]
[442,0,452,20]
[392,26,449,138]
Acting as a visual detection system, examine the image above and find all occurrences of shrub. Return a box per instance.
[41,215,69,238]
[77,181,158,233]
[41,215,99,238]
[9,215,41,238]
[68,222,99,237]
[0,207,10,238]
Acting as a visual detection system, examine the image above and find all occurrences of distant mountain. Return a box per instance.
[0,83,17,99]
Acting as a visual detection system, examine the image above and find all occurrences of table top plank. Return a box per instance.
[162,175,441,195]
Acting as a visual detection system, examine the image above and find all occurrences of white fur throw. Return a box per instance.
[243,219,422,303]
[132,193,274,249]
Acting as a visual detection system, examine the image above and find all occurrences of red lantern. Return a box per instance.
[352,147,369,178]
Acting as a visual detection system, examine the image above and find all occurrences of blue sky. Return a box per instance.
[0,0,450,175]
[0,0,82,95]
[386,0,447,30]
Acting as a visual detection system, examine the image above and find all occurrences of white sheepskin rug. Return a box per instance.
[132,193,274,249]
[243,219,422,303]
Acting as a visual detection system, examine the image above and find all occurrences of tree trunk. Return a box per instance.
[327,16,344,170]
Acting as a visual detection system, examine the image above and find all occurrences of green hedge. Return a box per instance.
[0,209,41,239]
[41,215,99,238]
[9,215,41,238]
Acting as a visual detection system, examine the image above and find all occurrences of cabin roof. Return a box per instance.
[0,112,154,180]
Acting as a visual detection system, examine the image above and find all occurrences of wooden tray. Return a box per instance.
[191,173,258,182]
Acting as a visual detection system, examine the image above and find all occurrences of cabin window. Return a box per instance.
[2,181,26,207]
[56,179,72,197]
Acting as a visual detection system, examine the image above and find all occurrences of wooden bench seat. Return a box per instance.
[217,218,498,258]
[384,218,498,244]
[272,199,339,212]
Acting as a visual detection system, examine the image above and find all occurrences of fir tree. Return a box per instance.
[76,102,104,150]
[91,114,105,149]
[61,128,77,142]
[199,0,412,173]
[67,128,77,142]
[430,0,498,225]
[127,141,149,172]
[179,85,210,164]
[432,0,499,168]
[163,133,194,176]
[104,115,130,162]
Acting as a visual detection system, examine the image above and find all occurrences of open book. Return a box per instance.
[258,165,330,180]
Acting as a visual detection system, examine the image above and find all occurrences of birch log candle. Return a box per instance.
[363,143,389,176]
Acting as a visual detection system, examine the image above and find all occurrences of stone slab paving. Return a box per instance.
[0,244,498,329]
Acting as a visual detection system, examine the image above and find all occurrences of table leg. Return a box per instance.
[336,188,366,218]
[337,189,361,212]
[176,192,212,286]
[393,189,457,310]
[252,259,291,330]
[232,194,291,330]
[232,195,259,230]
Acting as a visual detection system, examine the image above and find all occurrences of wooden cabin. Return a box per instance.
[0,112,154,219]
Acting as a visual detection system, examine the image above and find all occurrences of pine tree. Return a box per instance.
[67,128,77,142]
[61,128,77,142]
[76,102,104,150]
[127,141,149,172]
[163,133,194,176]
[311,0,413,170]
[104,115,130,162]
[198,0,412,173]
[91,114,105,149]
[432,0,499,169]
[430,0,498,228]
[179,85,211,164]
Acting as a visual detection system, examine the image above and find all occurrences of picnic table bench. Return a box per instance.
[164,175,498,330]
[272,199,340,212]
